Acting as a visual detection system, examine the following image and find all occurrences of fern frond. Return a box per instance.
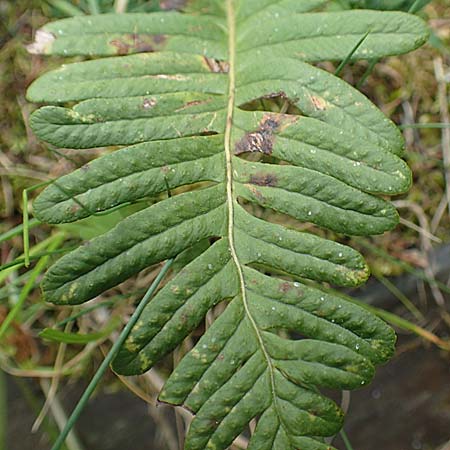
[27,1,428,449]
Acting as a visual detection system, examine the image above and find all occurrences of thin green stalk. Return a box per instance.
[0,246,76,273]
[0,233,65,283]
[86,0,100,14]
[40,379,85,450]
[52,180,134,217]
[22,181,53,267]
[22,189,30,267]
[355,238,450,295]
[50,258,174,450]
[54,300,115,328]
[0,370,6,450]
[40,317,120,344]
[399,123,450,130]
[327,288,450,351]
[0,234,65,340]
[408,0,426,13]
[47,148,82,167]
[46,0,85,16]
[340,430,355,450]
[335,30,370,77]
[373,273,424,321]
[357,58,378,89]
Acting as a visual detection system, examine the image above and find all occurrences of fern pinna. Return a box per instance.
[27,1,428,449]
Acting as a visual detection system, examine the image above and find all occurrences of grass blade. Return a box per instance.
[357,58,378,89]
[0,234,65,340]
[45,0,85,16]
[335,30,371,76]
[399,123,450,129]
[86,0,100,14]
[373,272,424,321]
[0,218,40,244]
[40,318,120,344]
[53,300,115,328]
[50,258,174,450]
[340,430,355,450]
[22,189,30,267]
[330,288,450,351]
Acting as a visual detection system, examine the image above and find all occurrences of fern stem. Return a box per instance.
[50,258,174,450]
[225,0,285,436]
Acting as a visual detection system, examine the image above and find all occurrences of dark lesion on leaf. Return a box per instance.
[235,115,282,156]
[235,112,300,156]
[203,56,230,73]
[249,173,278,187]
[109,33,167,55]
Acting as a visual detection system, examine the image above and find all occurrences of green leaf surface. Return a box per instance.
[27,1,427,448]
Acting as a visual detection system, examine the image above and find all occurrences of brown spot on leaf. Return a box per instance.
[309,95,327,111]
[110,39,131,55]
[109,33,167,55]
[69,203,81,214]
[235,116,280,156]
[250,173,278,187]
[180,312,188,324]
[246,185,266,203]
[235,114,299,156]
[153,34,166,44]
[203,56,230,73]
[279,282,292,293]
[142,98,157,109]
[175,98,212,112]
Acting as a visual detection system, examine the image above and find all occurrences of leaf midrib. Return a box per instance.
[224,0,285,440]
